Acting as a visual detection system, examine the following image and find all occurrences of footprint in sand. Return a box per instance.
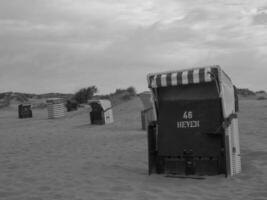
[27,197,43,200]
[0,191,23,198]
[38,185,51,192]
[21,176,37,183]
[7,163,19,170]
[110,185,134,192]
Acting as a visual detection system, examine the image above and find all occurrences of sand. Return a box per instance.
[0,98,267,200]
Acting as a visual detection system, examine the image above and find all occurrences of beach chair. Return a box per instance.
[66,100,78,112]
[147,65,241,177]
[18,103,32,118]
[88,100,114,125]
[47,98,65,119]
[139,92,155,130]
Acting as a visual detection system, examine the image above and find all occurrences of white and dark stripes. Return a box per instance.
[46,98,65,119]
[148,67,218,88]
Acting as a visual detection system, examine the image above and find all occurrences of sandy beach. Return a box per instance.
[0,98,267,200]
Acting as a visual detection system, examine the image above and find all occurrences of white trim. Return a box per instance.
[161,74,167,87]
[171,73,177,86]
[205,67,211,82]
[193,69,200,83]
[182,71,188,84]
[152,75,157,88]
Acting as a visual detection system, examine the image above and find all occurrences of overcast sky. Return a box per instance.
[0,0,267,94]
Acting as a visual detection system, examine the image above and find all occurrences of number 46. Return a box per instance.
[183,111,193,119]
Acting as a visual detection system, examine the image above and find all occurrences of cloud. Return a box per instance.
[0,0,267,93]
[253,10,267,25]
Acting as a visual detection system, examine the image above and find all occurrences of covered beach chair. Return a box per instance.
[88,100,114,125]
[147,65,241,177]
[46,98,65,119]
[66,100,78,112]
[139,92,155,130]
[18,103,32,118]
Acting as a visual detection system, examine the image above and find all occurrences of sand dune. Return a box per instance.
[0,98,267,200]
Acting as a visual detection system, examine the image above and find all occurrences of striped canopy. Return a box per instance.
[148,66,219,88]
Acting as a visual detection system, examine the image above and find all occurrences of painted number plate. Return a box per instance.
[177,111,200,128]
